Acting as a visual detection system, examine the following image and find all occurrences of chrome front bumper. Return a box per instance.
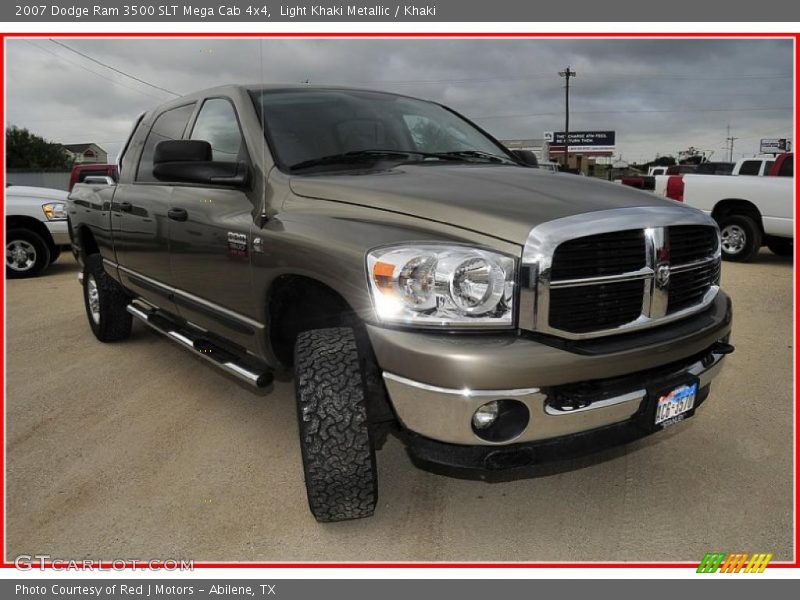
[383,351,727,446]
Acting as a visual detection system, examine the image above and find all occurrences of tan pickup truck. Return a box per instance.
[68,85,733,522]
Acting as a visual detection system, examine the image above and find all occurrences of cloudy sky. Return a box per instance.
[5,38,794,163]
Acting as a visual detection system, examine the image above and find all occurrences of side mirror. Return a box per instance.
[83,176,116,186]
[153,140,249,187]
[511,149,539,168]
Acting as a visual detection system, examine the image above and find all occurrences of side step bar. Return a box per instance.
[126,303,273,388]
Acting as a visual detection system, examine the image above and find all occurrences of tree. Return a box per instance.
[652,155,676,167]
[6,126,72,169]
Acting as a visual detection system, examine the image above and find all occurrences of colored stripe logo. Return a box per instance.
[697,553,773,573]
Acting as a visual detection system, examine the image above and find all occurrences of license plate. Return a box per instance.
[654,382,698,427]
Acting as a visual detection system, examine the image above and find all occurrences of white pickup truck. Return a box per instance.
[662,154,794,262]
[5,185,72,277]
[653,156,776,197]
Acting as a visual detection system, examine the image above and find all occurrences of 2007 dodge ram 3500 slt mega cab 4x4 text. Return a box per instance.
[68,85,733,522]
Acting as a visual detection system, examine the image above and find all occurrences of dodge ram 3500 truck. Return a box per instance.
[68,85,733,522]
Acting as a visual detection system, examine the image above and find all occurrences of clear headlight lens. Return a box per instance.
[42,202,68,221]
[367,245,515,328]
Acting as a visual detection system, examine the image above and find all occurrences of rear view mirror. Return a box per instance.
[153,140,249,187]
[511,149,539,168]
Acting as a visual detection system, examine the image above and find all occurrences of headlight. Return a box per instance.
[366,244,515,328]
[42,202,68,221]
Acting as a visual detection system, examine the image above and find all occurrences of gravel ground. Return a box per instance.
[5,249,794,562]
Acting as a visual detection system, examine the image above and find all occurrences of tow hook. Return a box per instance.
[702,341,735,367]
[712,341,735,355]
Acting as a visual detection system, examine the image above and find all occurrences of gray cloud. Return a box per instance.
[5,38,793,163]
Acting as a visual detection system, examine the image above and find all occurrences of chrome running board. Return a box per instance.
[126,302,273,388]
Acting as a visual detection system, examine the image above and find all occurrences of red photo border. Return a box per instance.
[0,30,796,571]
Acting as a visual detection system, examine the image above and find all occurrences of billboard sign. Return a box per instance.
[759,138,791,154]
[545,130,616,153]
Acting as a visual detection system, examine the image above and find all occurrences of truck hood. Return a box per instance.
[289,164,689,245]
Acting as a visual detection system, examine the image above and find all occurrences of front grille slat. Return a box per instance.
[545,224,719,335]
[550,229,646,281]
[667,259,720,314]
[549,280,644,334]
[669,225,719,264]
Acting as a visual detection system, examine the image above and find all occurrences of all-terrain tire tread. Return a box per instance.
[294,327,378,522]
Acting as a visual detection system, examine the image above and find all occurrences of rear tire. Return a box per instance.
[766,237,793,257]
[294,327,378,522]
[83,254,132,342]
[718,215,762,262]
[6,229,50,279]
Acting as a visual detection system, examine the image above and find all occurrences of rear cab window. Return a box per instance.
[738,160,761,176]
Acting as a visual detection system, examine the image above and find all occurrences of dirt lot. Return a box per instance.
[5,250,794,562]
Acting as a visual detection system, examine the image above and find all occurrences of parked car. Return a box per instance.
[68,85,733,522]
[68,163,118,192]
[664,169,793,261]
[5,185,71,278]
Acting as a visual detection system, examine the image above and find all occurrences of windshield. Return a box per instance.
[250,88,513,171]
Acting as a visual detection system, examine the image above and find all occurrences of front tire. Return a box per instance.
[83,254,132,342]
[719,215,762,262]
[6,229,50,279]
[294,327,378,522]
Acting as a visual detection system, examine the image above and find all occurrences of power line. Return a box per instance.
[49,39,180,97]
[21,40,167,102]
[329,72,792,87]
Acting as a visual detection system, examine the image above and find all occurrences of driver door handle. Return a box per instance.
[168,208,188,222]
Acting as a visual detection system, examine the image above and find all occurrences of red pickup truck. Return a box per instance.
[68,164,118,192]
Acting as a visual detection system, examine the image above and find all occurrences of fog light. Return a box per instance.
[472,401,500,430]
[471,399,530,443]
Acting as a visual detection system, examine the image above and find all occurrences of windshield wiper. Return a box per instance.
[290,150,421,171]
[431,150,515,164]
[289,149,471,171]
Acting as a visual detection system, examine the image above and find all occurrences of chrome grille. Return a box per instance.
[520,207,722,340]
[668,260,721,314]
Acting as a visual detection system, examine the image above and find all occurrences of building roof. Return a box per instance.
[62,143,106,154]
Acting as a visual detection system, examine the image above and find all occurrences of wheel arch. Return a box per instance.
[73,223,100,259]
[268,273,397,442]
[5,215,57,255]
[711,199,765,233]
[266,273,363,367]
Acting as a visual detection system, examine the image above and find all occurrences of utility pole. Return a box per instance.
[725,124,738,163]
[559,66,576,170]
